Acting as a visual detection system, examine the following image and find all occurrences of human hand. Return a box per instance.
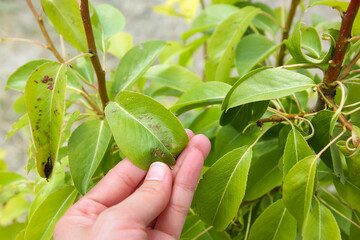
[54,130,211,240]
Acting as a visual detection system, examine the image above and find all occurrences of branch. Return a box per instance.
[323,0,360,89]
[257,112,308,126]
[80,0,109,109]
[339,51,360,80]
[26,0,64,63]
[276,0,300,66]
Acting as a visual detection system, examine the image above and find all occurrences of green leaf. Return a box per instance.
[235,34,278,77]
[182,4,239,41]
[181,215,206,239]
[113,40,167,95]
[25,62,67,179]
[41,0,87,52]
[225,68,315,110]
[308,110,335,169]
[24,186,77,240]
[144,64,202,92]
[303,200,341,240]
[205,7,260,82]
[214,125,260,159]
[0,171,26,186]
[286,20,335,64]
[334,177,360,212]
[244,147,283,201]
[5,59,51,92]
[169,81,231,115]
[283,155,317,227]
[194,146,252,230]
[105,91,188,170]
[94,4,125,41]
[0,222,25,240]
[220,101,269,132]
[108,32,133,59]
[248,200,297,240]
[188,106,221,136]
[69,120,112,195]
[283,129,313,179]
[6,114,29,141]
[0,194,30,225]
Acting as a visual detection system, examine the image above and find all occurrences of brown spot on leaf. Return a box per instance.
[37,98,41,101]
[110,109,117,113]
[47,85,54,90]
[34,80,38,84]
[44,157,53,179]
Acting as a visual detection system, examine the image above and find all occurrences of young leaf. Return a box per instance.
[107,32,133,59]
[188,106,221,136]
[283,155,317,227]
[303,200,341,240]
[169,81,231,115]
[68,120,112,195]
[24,186,77,240]
[248,200,297,240]
[5,59,51,92]
[205,6,260,82]
[25,62,67,179]
[193,146,252,230]
[283,129,313,179]
[225,68,315,110]
[6,114,29,141]
[41,0,87,52]
[235,34,278,77]
[105,91,188,170]
[286,20,334,64]
[144,64,202,92]
[113,40,167,96]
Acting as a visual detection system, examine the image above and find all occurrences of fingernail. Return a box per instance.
[146,162,168,181]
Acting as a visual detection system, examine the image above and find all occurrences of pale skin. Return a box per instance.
[54,130,211,240]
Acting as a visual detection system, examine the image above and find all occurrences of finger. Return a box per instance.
[98,162,173,228]
[185,129,195,140]
[172,134,211,177]
[84,158,146,207]
[155,135,211,239]
[56,158,147,233]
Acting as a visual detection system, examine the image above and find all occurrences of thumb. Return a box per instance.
[108,162,173,226]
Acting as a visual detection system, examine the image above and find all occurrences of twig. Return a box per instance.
[193,226,213,240]
[80,87,103,117]
[244,204,253,240]
[0,37,48,49]
[280,63,324,71]
[348,35,360,42]
[259,11,284,30]
[80,0,109,109]
[26,0,64,63]
[276,0,300,66]
[66,53,93,64]
[339,51,360,80]
[257,112,308,125]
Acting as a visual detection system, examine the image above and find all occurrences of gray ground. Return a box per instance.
[0,0,335,174]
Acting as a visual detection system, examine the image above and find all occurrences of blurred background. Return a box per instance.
[0,0,337,174]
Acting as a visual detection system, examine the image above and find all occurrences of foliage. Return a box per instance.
[2,0,360,239]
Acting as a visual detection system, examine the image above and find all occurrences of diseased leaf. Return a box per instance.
[225,68,315,110]
[25,62,67,179]
[113,40,167,95]
[194,146,252,230]
[205,7,260,82]
[68,120,112,195]
[248,200,297,240]
[169,81,231,115]
[144,64,202,92]
[105,91,188,170]
[235,34,278,77]
[6,59,51,92]
[283,129,313,179]
[24,186,77,240]
[283,155,317,227]
[303,200,341,240]
[41,0,87,52]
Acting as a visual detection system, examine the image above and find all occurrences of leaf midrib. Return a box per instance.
[211,147,251,224]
